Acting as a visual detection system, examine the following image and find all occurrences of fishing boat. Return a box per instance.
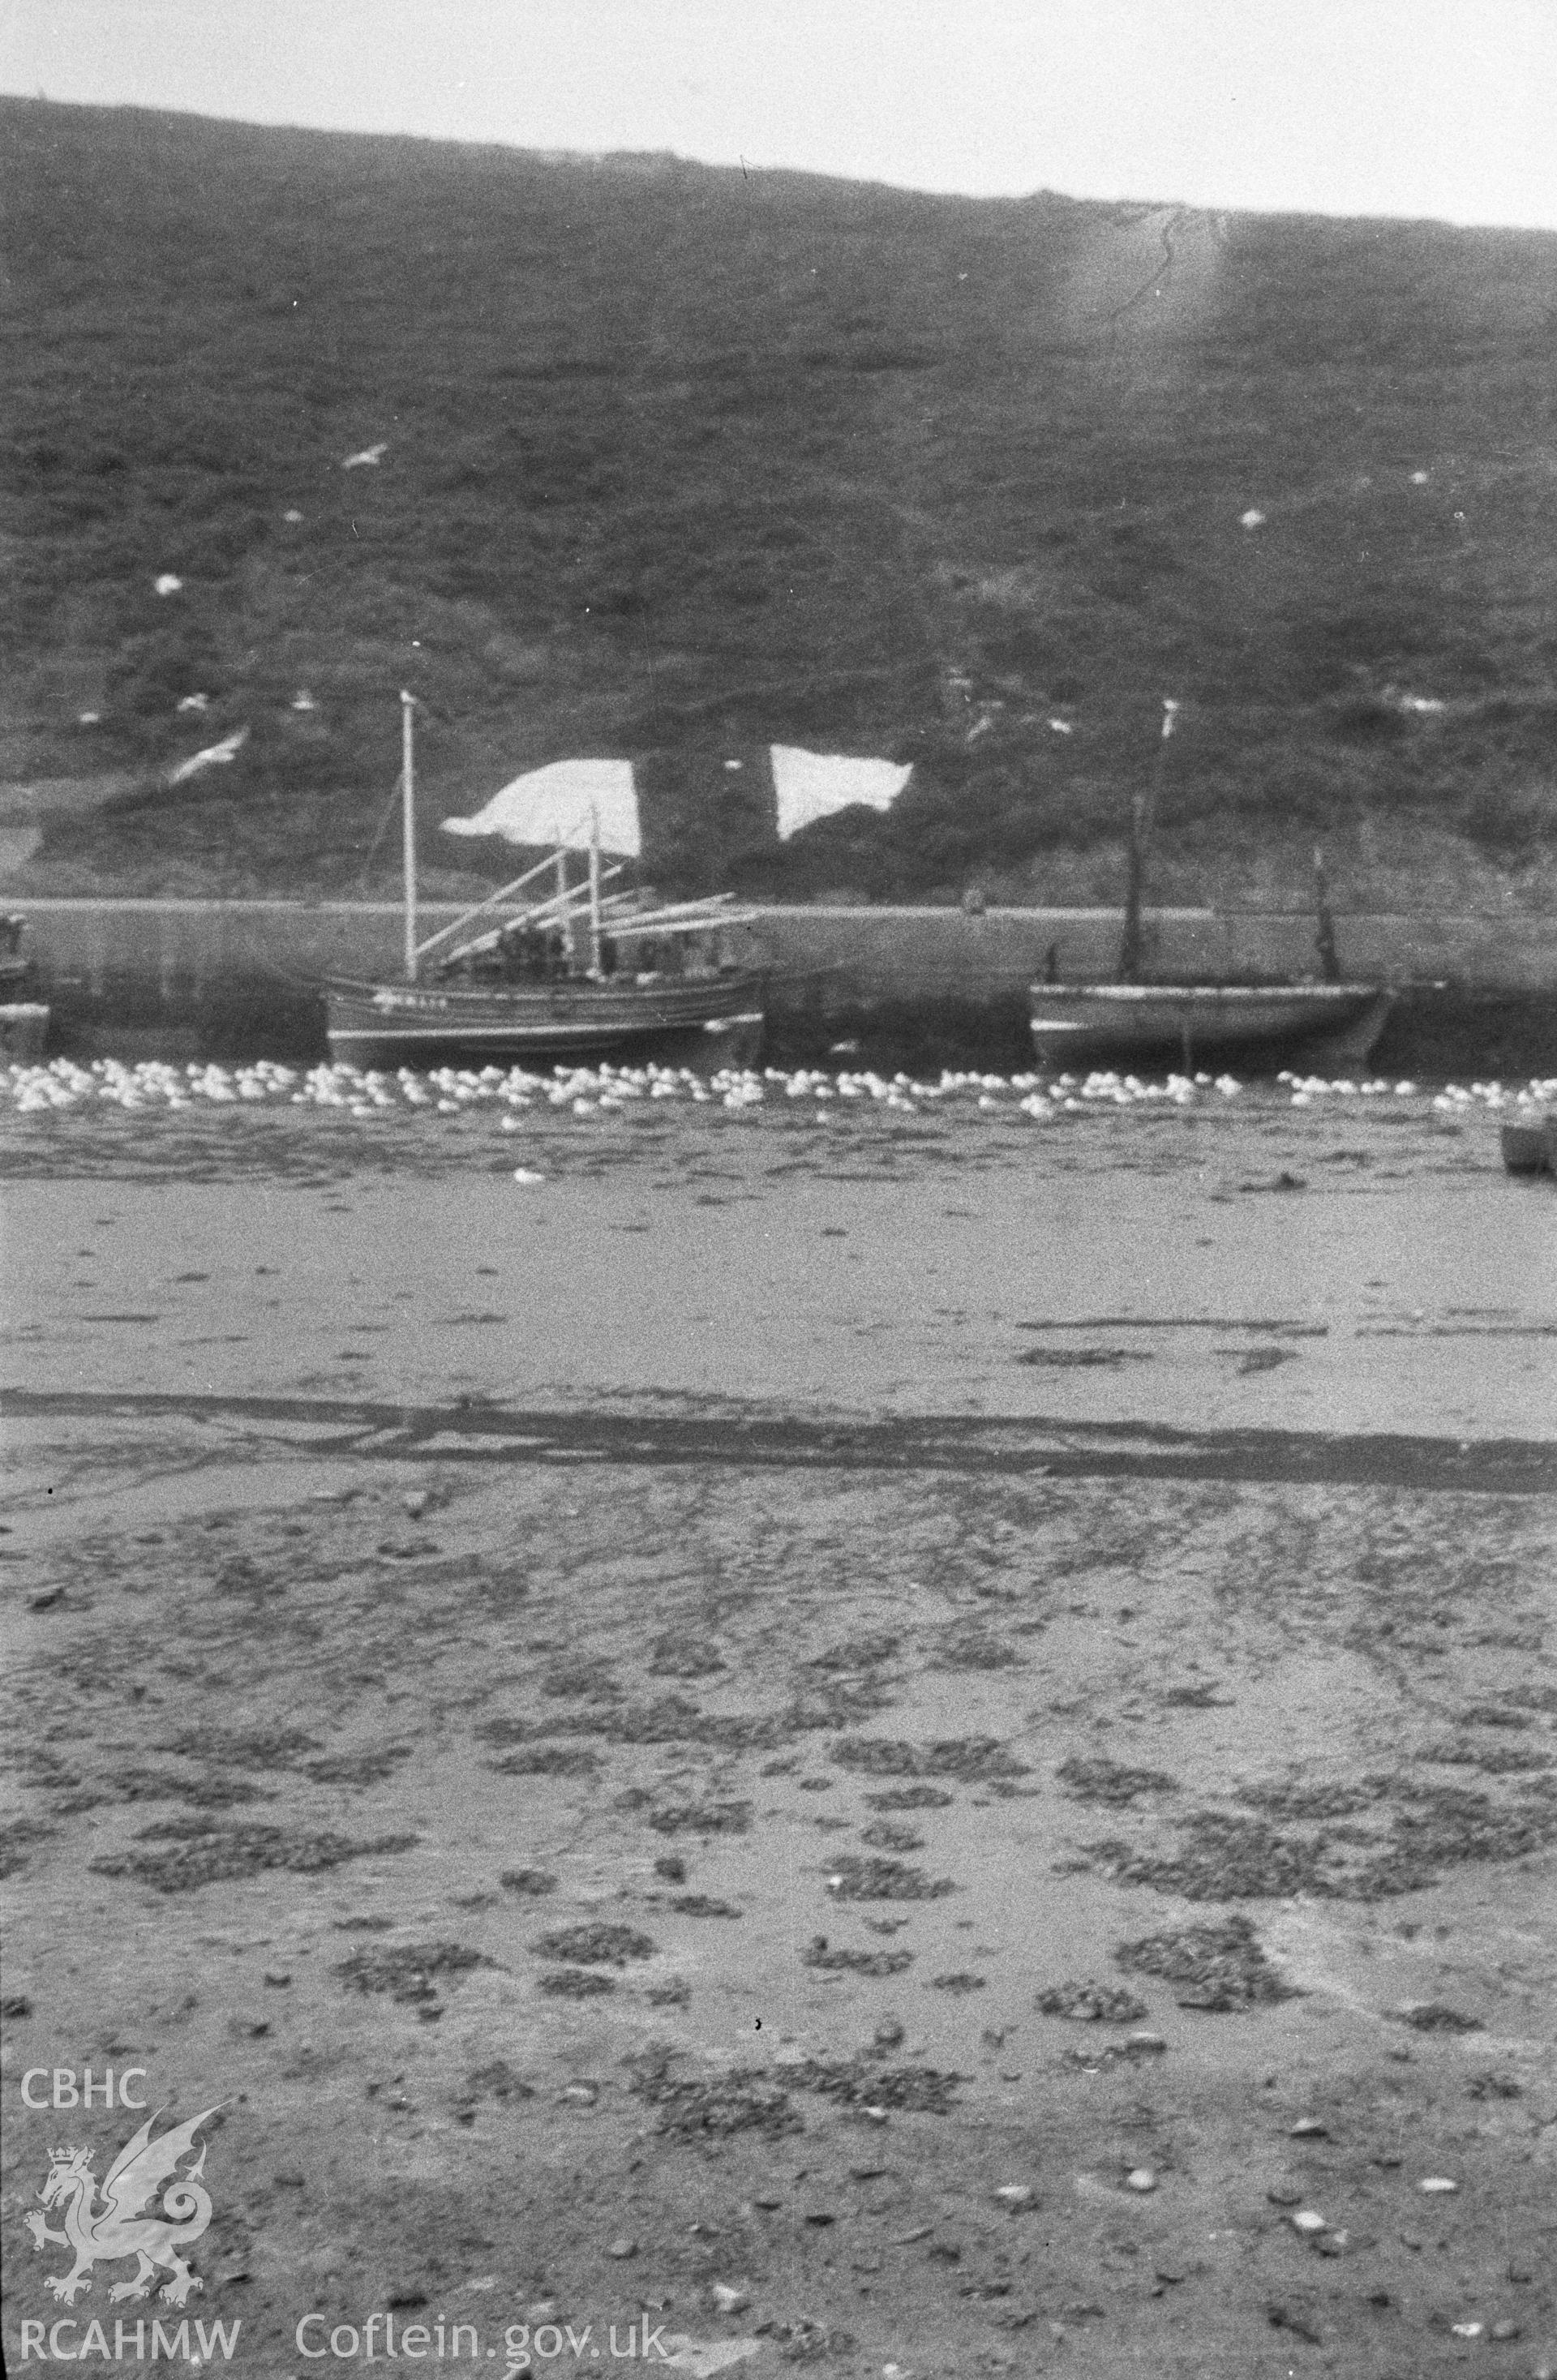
[0,912,49,1059]
[324,695,766,1069]
[1029,702,1396,1071]
[1500,1113,1555,1177]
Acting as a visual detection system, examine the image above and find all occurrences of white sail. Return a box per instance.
[442,758,641,857]
[770,745,911,841]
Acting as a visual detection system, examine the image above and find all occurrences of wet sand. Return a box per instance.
[3,1084,1555,2376]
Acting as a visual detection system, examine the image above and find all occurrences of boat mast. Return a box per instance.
[587,804,603,972]
[1118,697,1176,983]
[555,850,574,963]
[401,688,418,983]
[1313,846,1340,982]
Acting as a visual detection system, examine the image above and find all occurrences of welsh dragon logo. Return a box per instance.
[25,2107,220,2307]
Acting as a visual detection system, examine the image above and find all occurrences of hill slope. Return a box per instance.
[3,100,1555,905]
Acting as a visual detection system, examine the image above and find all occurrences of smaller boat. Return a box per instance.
[0,912,48,1059]
[324,696,766,1069]
[1030,703,1395,1072]
[1028,980,1397,1071]
[1500,1113,1555,1177]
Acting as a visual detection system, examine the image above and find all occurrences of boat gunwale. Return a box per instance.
[1026,982,1387,1007]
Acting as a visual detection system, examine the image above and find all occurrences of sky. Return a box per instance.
[2,0,1554,229]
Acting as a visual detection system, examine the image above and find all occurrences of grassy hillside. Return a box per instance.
[3,99,1555,907]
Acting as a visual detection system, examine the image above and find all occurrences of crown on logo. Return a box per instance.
[50,2145,90,2168]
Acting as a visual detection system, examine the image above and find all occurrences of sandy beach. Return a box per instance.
[3,1072,1555,2376]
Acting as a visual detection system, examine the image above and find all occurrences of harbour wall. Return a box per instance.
[6,899,1555,1074]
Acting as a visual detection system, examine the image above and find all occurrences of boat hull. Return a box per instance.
[0,1001,49,1060]
[1500,1117,1555,1177]
[323,972,766,1070]
[1028,983,1396,1071]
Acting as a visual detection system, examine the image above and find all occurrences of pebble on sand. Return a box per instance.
[607,2238,637,2259]
[1289,2210,1328,2235]
[994,2185,1036,2209]
[1124,2168,1156,2193]
[1418,2176,1459,2193]
[710,2285,748,2314]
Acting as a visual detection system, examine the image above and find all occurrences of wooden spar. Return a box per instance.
[1118,788,1147,984]
[521,864,623,929]
[439,867,628,961]
[401,690,418,982]
[1117,698,1176,983]
[588,804,603,971]
[422,861,629,964]
[605,895,749,938]
[555,850,574,959]
[443,884,748,964]
[1314,847,1340,982]
[415,848,578,963]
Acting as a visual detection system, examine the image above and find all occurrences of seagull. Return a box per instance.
[283,507,305,523]
[168,725,249,784]
[1047,718,1074,735]
[341,443,388,470]
[290,689,317,711]
[154,572,183,596]
[1240,508,1265,530]
[176,693,211,714]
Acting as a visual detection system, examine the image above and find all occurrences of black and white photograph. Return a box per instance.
[2,3,1555,2372]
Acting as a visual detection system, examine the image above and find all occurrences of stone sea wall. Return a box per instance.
[6,899,1555,1073]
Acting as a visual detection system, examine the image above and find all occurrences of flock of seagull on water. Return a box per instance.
[4,1057,1551,1131]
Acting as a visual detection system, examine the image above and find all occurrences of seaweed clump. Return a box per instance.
[93,1820,417,1894]
[1114,1915,1296,2011]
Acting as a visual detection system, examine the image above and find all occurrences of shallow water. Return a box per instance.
[5,1059,1554,1443]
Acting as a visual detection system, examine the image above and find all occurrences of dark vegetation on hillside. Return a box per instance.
[2,101,1555,902]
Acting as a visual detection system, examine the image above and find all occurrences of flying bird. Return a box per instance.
[168,725,249,784]
[341,443,388,470]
